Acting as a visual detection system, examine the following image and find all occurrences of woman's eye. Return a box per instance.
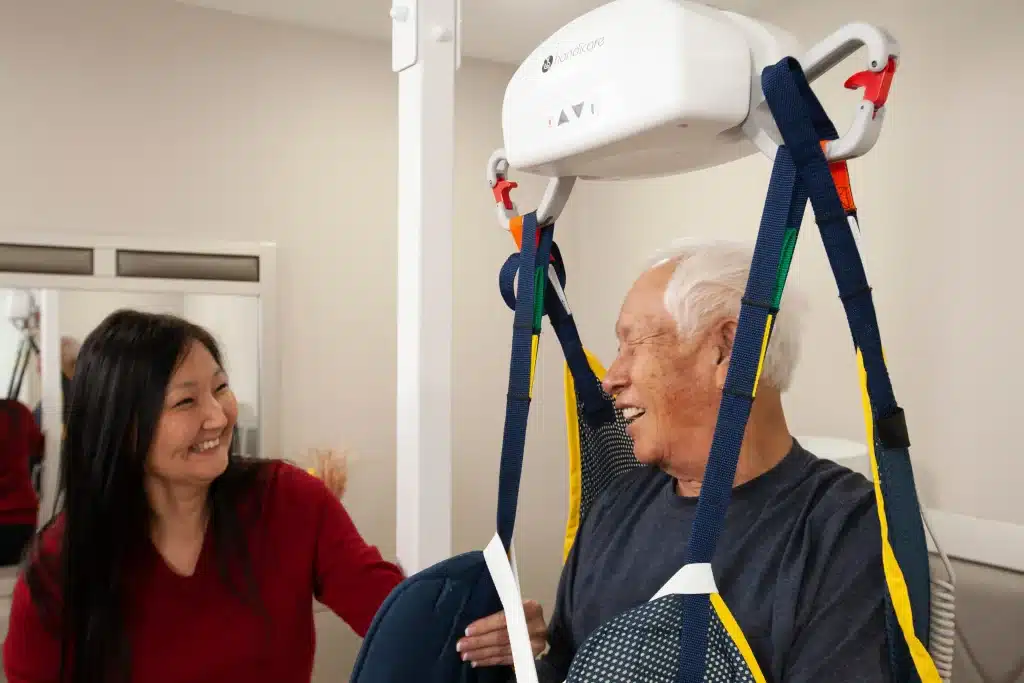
[215,382,229,393]
[174,398,194,408]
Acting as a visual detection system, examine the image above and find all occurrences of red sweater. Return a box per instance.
[2,461,405,683]
[0,400,42,526]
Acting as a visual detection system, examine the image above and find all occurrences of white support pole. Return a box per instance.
[37,290,62,529]
[392,0,460,573]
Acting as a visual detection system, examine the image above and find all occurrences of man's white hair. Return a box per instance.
[648,238,805,392]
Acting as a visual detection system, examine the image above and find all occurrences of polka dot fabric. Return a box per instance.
[565,595,759,683]
[566,595,685,683]
[574,380,643,520]
[706,608,758,683]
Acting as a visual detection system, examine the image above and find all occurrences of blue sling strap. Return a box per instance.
[495,210,556,551]
[499,241,617,431]
[349,210,551,683]
[676,56,936,682]
[764,56,934,681]
[676,134,807,683]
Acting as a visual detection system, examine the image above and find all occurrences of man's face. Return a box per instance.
[602,263,734,476]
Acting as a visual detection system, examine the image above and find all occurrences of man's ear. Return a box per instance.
[713,319,737,390]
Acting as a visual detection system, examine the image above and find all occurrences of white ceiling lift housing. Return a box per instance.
[503,0,797,180]
[489,0,900,226]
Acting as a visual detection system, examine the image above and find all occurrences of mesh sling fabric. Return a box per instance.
[561,352,643,561]
[349,211,554,683]
[555,57,941,683]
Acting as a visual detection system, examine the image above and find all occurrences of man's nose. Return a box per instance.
[602,359,626,396]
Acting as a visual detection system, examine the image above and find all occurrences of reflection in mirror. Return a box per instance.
[0,288,263,567]
[0,288,44,566]
[55,290,263,459]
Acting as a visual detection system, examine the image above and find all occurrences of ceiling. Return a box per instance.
[175,0,773,64]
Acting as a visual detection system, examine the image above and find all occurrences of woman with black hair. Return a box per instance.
[1,309,406,683]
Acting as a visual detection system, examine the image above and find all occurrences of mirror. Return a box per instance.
[0,288,263,567]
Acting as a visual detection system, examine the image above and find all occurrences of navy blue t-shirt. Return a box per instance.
[534,440,891,683]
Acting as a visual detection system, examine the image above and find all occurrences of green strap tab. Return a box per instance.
[532,265,547,332]
[771,227,800,309]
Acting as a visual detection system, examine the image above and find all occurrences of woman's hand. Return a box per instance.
[455,600,548,667]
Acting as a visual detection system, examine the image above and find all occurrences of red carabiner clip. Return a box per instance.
[492,178,518,210]
[845,56,898,117]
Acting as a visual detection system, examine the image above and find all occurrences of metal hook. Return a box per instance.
[745,22,901,163]
[486,148,577,229]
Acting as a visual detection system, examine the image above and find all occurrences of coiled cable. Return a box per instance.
[923,509,1024,683]
[923,509,956,682]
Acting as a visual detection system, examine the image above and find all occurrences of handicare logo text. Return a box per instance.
[541,37,605,73]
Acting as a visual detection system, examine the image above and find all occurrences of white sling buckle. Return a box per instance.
[650,562,718,601]
[483,534,540,683]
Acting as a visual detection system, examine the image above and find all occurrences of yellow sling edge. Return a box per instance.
[562,349,608,563]
[857,349,941,682]
[711,594,767,683]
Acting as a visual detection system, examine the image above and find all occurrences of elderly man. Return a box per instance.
[457,239,889,682]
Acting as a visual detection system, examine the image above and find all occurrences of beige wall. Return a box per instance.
[0,0,1020,680]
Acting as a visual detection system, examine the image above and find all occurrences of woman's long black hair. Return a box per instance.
[24,309,270,683]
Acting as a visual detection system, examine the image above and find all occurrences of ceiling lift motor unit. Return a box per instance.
[492,0,900,226]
